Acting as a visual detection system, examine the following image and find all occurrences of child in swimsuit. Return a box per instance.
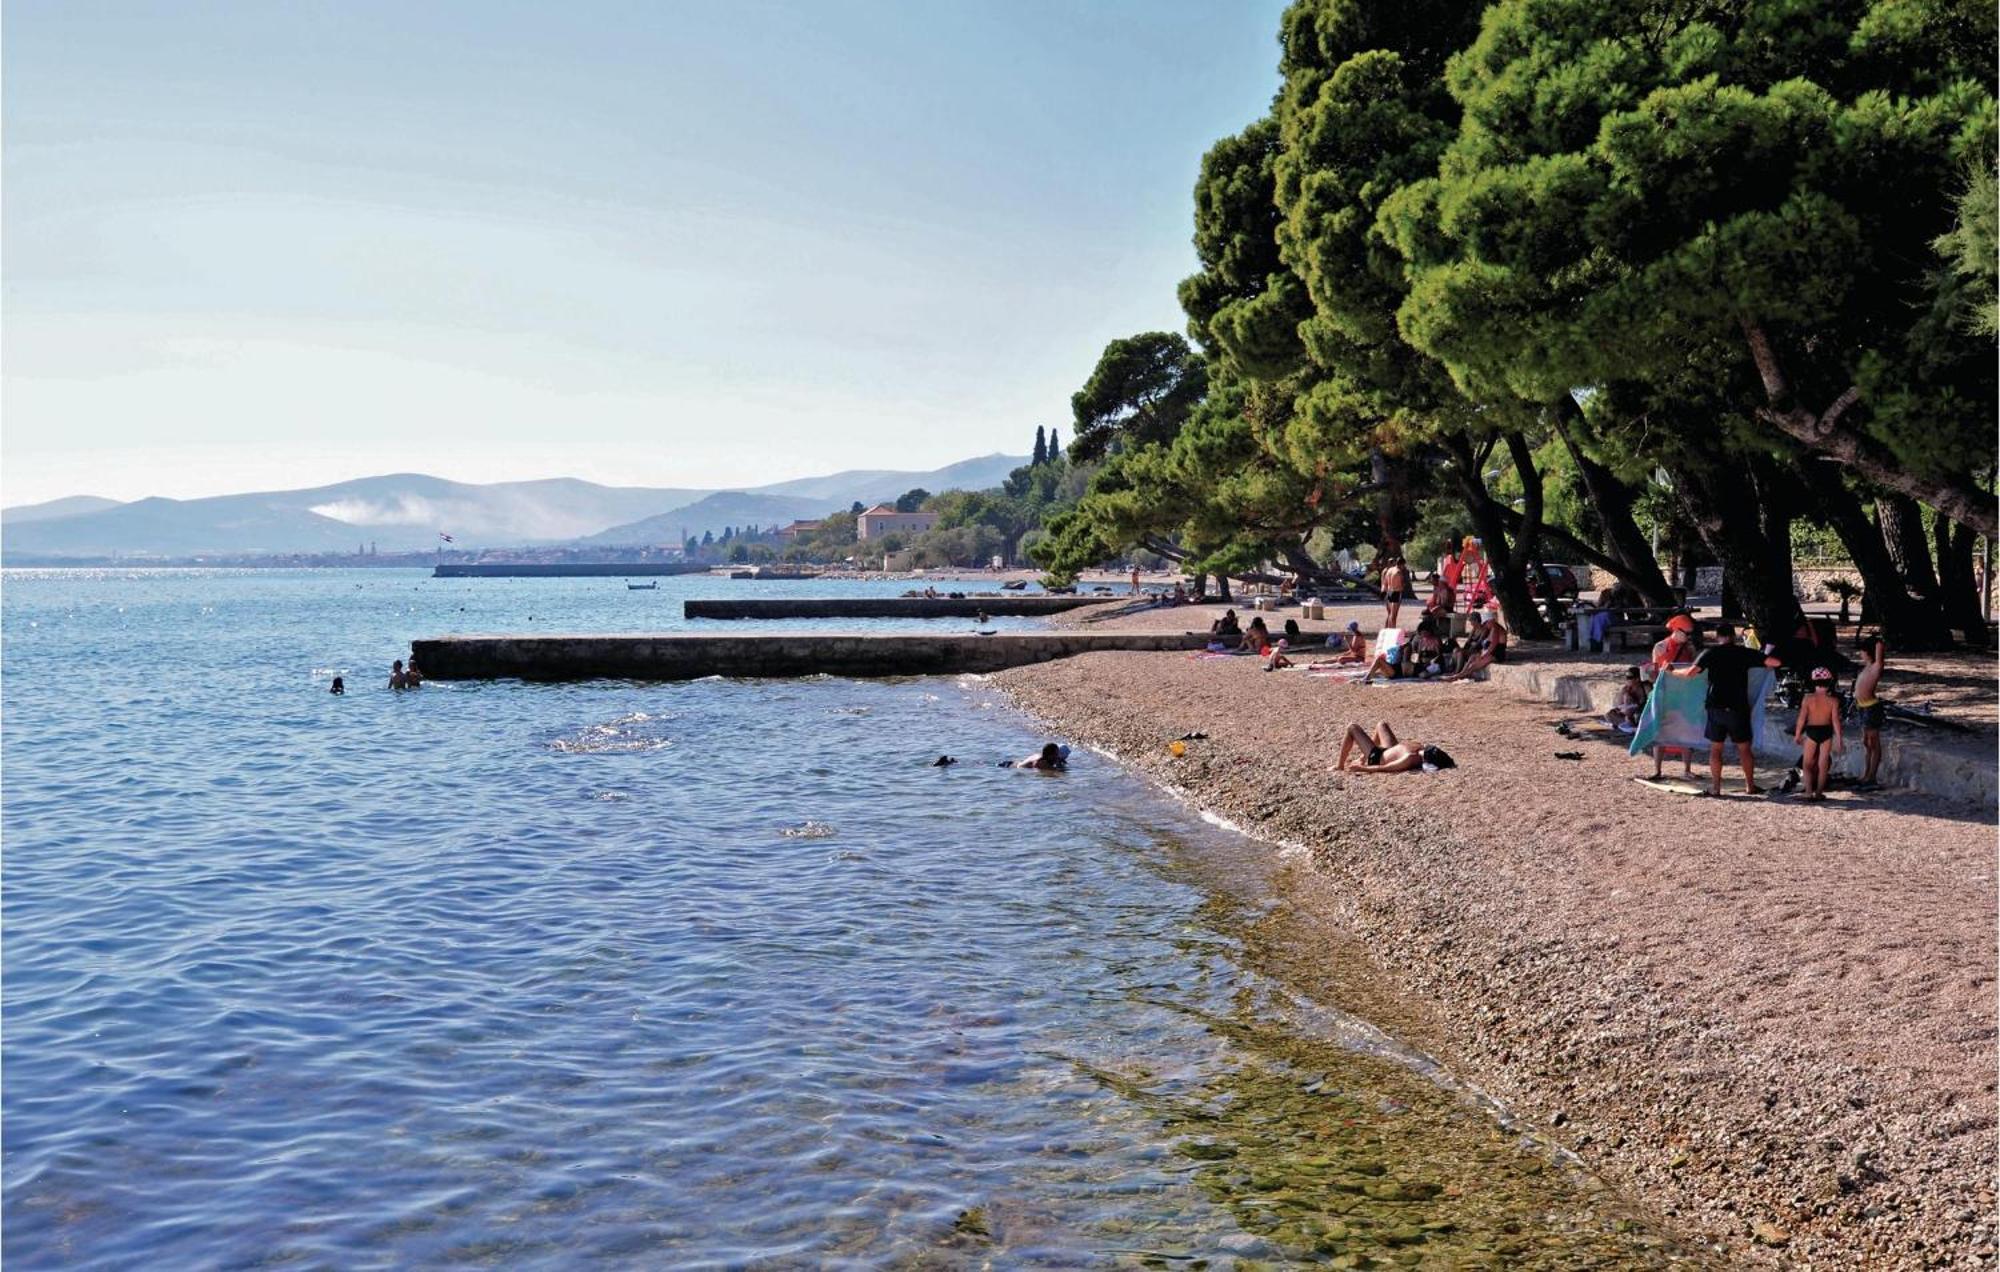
[1792,666,1844,801]
[1852,637,1887,786]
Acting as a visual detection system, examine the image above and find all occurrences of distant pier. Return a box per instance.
[433,562,711,578]
[683,596,1107,620]
[411,632,1207,681]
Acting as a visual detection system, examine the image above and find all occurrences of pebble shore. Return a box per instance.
[994,649,1997,1268]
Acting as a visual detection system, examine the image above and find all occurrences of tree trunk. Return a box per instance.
[1738,319,1998,536]
[1797,463,1952,648]
[1442,431,1550,639]
[1550,394,1674,604]
[1934,515,1989,644]
[1666,455,1802,643]
[1876,494,1940,602]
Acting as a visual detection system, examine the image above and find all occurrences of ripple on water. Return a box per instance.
[3,570,1695,1268]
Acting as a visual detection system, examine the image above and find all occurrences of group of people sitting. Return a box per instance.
[1207,604,1513,685]
[1346,610,1510,685]
[1206,610,1298,661]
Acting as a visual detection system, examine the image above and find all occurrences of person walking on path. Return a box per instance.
[1675,624,1782,796]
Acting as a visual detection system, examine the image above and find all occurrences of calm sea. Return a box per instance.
[3,569,1686,1267]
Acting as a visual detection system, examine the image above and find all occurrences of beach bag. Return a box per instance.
[1420,744,1457,770]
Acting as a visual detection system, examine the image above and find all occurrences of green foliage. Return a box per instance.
[894,488,931,513]
[1389,0,1995,504]
[1935,153,1999,336]
[1068,333,1209,463]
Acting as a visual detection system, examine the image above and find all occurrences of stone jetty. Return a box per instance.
[412,631,1210,681]
[683,596,1107,620]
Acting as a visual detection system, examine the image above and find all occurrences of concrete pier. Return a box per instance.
[683,596,1107,620]
[412,631,1209,681]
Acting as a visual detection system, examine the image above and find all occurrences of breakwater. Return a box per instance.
[433,562,712,578]
[412,631,1208,680]
[684,596,1106,620]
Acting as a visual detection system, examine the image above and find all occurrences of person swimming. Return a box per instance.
[1015,742,1070,770]
[389,660,408,690]
[329,676,345,695]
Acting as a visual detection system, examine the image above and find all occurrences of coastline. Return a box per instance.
[993,650,1997,1267]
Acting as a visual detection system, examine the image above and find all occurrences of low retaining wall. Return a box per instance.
[683,596,1105,620]
[411,631,1210,681]
[1484,661,1995,809]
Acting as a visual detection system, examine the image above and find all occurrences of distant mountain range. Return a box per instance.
[0,454,1027,560]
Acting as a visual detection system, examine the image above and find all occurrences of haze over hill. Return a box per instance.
[1,495,127,524]
[1,454,1027,560]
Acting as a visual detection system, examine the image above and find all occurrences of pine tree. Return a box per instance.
[1032,425,1047,466]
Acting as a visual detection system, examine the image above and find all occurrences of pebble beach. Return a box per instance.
[994,624,1997,1267]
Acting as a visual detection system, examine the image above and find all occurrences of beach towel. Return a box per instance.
[1629,668,1777,755]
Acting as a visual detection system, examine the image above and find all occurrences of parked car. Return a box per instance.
[1524,563,1582,599]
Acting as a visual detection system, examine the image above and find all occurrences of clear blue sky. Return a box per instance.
[3,0,1288,505]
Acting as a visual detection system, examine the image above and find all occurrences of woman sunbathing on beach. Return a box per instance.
[1335,721,1425,773]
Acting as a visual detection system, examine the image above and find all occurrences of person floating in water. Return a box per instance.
[329,676,345,695]
[1014,743,1069,770]
[389,659,421,690]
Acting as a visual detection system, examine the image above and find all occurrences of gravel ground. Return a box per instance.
[993,649,1998,1268]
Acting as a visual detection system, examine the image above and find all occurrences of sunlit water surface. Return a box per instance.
[4,569,1690,1267]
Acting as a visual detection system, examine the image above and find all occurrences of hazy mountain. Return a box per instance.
[1,495,125,524]
[2,474,705,558]
[581,492,835,546]
[1,454,1030,559]
[753,453,1025,506]
[583,454,1032,545]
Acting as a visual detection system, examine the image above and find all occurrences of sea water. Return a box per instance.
[2,569,1690,1267]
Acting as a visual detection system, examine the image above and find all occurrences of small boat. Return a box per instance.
[626,581,657,590]
[1000,580,1028,591]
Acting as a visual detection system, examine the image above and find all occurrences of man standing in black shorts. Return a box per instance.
[1675,624,1783,796]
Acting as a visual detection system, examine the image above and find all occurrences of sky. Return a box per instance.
[2,0,1289,507]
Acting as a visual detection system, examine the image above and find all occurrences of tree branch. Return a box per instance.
[1816,385,1862,438]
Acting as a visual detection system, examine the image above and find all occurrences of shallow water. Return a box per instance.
[3,569,1691,1267]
